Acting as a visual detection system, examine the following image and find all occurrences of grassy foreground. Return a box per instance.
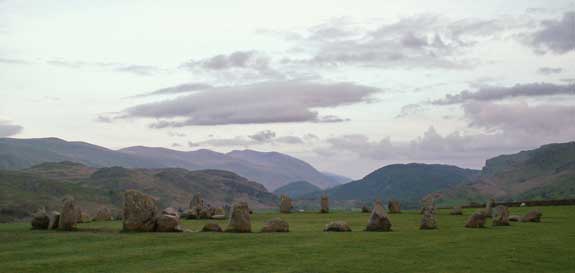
[1,206,574,273]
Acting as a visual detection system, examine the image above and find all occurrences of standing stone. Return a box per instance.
[189,194,203,209]
[324,221,351,232]
[156,208,183,232]
[279,195,293,213]
[261,218,289,232]
[450,206,463,215]
[320,193,329,213]
[419,198,437,229]
[484,198,495,218]
[224,204,231,218]
[59,197,79,231]
[123,190,159,232]
[521,210,542,222]
[225,202,251,233]
[365,201,391,232]
[492,205,510,226]
[48,211,60,229]
[419,195,435,214]
[94,207,114,221]
[465,210,486,228]
[202,223,223,232]
[31,210,50,230]
[388,200,401,214]
[420,206,437,230]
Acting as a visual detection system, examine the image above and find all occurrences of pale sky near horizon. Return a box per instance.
[1,0,574,178]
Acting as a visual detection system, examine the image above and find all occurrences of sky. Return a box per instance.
[0,0,574,178]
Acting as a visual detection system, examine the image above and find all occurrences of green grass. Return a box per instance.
[1,206,574,273]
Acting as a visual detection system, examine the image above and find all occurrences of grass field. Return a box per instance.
[1,206,574,273]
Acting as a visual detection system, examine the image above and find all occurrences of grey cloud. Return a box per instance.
[0,57,32,65]
[463,101,575,136]
[283,15,529,70]
[110,80,379,127]
[396,104,423,118]
[190,130,304,147]
[537,67,563,75]
[133,83,213,98]
[433,82,575,105]
[46,59,160,76]
[181,50,282,78]
[0,121,23,137]
[523,12,575,54]
[114,65,159,76]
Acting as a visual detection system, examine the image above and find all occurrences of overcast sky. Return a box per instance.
[1,0,574,178]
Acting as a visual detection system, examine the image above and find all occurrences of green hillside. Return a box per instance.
[273,181,322,198]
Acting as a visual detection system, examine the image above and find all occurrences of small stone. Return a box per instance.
[324,221,351,232]
[201,223,223,232]
[261,218,289,232]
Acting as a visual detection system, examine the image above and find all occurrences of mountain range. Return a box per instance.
[0,137,342,191]
[0,161,277,222]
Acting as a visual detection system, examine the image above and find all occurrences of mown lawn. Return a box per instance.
[1,206,574,273]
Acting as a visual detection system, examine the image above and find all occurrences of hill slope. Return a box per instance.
[0,137,337,190]
[305,163,480,208]
[273,181,322,198]
[0,162,278,222]
[438,141,575,203]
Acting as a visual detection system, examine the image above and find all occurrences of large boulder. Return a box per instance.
[94,207,114,221]
[420,207,437,230]
[31,210,50,230]
[492,205,510,226]
[521,210,542,222]
[261,218,289,232]
[465,211,486,228]
[324,221,351,232]
[484,198,495,218]
[279,195,292,213]
[202,223,223,232]
[225,202,251,233]
[450,206,463,215]
[122,190,159,232]
[365,201,391,232]
[320,194,329,213]
[48,211,61,229]
[388,200,401,214]
[163,207,179,217]
[508,215,521,222]
[59,197,79,231]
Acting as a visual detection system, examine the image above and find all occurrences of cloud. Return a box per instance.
[46,59,160,76]
[107,80,379,127]
[0,57,31,65]
[181,50,282,79]
[537,67,563,75]
[522,12,575,54]
[278,14,530,70]
[133,83,213,98]
[0,121,23,137]
[396,104,424,118]
[186,130,304,148]
[432,82,575,105]
[463,101,575,136]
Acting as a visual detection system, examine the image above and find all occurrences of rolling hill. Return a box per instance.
[273,181,322,198]
[0,162,278,222]
[437,141,575,204]
[0,137,340,190]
